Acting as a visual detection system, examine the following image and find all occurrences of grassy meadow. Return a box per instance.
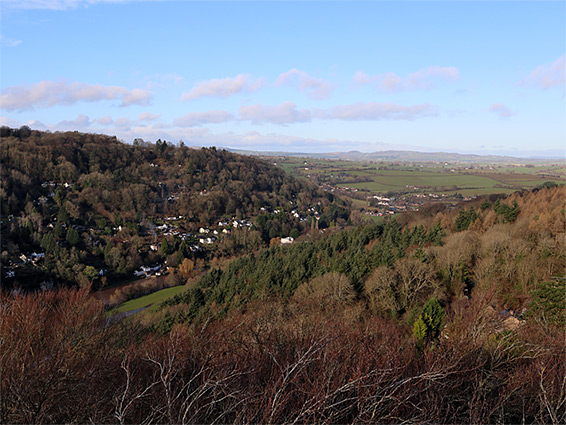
[114,284,187,313]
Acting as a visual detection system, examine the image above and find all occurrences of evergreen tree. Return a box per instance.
[494,199,520,223]
[57,207,69,224]
[426,220,445,246]
[413,297,445,345]
[455,207,478,231]
[53,222,65,239]
[161,237,169,255]
[40,232,56,253]
[66,227,80,246]
[528,279,566,326]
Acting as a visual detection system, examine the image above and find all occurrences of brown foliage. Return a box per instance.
[2,187,565,423]
[2,285,565,424]
[0,287,118,423]
[293,272,356,309]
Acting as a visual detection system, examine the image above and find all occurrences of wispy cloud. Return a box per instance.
[489,103,515,119]
[181,74,264,100]
[58,114,155,131]
[354,66,459,92]
[56,114,91,129]
[144,72,184,90]
[0,116,26,127]
[2,0,142,10]
[121,88,152,106]
[173,110,234,127]
[0,35,23,47]
[138,112,160,122]
[322,102,437,121]
[275,69,333,100]
[0,81,152,111]
[94,116,114,125]
[239,101,436,125]
[521,54,565,89]
[239,102,312,125]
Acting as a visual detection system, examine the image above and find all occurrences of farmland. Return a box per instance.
[274,157,565,197]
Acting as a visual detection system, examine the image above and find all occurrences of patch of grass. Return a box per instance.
[114,284,188,313]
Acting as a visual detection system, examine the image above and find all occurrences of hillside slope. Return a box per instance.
[162,185,565,329]
[1,128,349,289]
[1,186,564,424]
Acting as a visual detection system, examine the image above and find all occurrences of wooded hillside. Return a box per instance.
[2,185,564,424]
[1,127,348,289]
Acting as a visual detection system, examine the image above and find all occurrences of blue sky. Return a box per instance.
[1,1,565,157]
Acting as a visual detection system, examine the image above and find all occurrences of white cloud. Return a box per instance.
[0,81,152,111]
[353,66,459,92]
[56,114,91,129]
[97,112,161,125]
[275,69,333,100]
[94,116,114,125]
[489,103,515,119]
[181,74,263,100]
[173,110,234,127]
[2,0,141,10]
[121,88,152,106]
[239,102,312,125]
[405,66,459,90]
[0,35,23,47]
[26,120,49,130]
[238,101,436,125]
[114,117,133,129]
[138,112,160,122]
[321,102,437,121]
[352,71,375,86]
[522,55,565,89]
[379,73,404,92]
[0,116,26,127]
[144,73,184,90]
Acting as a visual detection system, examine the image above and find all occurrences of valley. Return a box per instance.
[1,129,565,424]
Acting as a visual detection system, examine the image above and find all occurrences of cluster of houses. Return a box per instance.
[260,206,320,223]
[133,264,163,278]
[362,191,476,217]
[13,179,323,284]
[4,252,46,279]
[321,183,359,194]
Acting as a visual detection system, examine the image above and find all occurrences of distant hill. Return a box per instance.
[226,148,563,164]
[0,128,332,224]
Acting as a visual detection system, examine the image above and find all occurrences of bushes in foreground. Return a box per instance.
[1,287,565,424]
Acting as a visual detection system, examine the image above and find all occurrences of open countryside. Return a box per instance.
[277,157,565,196]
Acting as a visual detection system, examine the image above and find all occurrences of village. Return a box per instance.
[318,180,475,218]
[2,180,326,285]
[3,175,477,285]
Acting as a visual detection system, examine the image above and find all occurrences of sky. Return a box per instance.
[1,0,565,158]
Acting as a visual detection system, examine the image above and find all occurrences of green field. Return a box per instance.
[114,284,187,313]
[274,157,565,197]
[338,173,502,192]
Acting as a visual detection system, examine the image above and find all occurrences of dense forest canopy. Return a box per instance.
[1,126,333,221]
[1,127,348,290]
